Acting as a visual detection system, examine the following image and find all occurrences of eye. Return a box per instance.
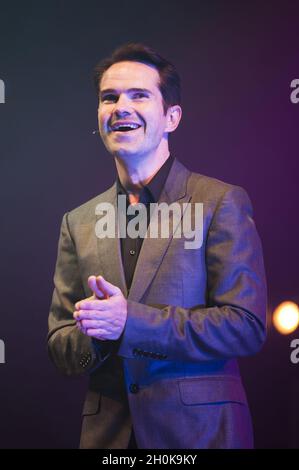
[101,94,118,103]
[132,92,148,100]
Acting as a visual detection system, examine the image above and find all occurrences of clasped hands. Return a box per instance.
[73,275,128,340]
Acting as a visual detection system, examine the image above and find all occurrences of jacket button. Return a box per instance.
[133,348,140,357]
[129,383,139,394]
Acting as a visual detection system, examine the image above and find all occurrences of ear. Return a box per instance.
[165,105,182,133]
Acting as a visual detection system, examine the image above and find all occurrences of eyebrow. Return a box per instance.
[100,88,153,98]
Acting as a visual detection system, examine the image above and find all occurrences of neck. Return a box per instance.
[114,147,170,191]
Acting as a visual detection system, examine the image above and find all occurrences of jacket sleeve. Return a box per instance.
[47,213,111,376]
[117,186,267,362]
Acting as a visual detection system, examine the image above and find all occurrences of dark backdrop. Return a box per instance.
[0,0,298,448]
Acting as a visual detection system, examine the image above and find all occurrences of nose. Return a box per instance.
[113,93,133,117]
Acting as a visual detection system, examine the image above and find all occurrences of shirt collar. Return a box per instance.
[116,154,174,203]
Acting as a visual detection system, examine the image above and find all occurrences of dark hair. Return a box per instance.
[93,42,181,114]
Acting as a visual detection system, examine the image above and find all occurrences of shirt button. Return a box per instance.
[129,249,136,256]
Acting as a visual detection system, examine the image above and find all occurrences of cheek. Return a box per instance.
[98,113,104,126]
[98,108,107,126]
[146,115,166,137]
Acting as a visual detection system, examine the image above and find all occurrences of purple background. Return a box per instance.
[0,0,298,448]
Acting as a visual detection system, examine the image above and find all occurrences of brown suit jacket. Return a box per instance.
[48,158,267,448]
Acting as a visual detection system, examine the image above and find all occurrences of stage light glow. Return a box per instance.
[272,301,299,334]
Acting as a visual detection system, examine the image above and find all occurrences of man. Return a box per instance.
[48,43,267,449]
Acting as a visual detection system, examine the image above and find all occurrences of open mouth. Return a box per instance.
[110,122,142,133]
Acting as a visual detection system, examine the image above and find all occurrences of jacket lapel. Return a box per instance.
[95,184,128,297]
[128,159,191,302]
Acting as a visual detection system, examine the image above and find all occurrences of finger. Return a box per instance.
[76,321,96,337]
[76,320,85,334]
[85,328,107,339]
[75,294,94,310]
[75,298,110,311]
[76,321,110,340]
[95,276,110,299]
[80,319,107,329]
[74,308,109,320]
[96,276,119,297]
[88,275,106,299]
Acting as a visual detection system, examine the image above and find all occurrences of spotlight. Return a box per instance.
[273,301,299,334]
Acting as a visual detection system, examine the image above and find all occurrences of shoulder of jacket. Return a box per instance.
[66,183,116,225]
[187,170,246,202]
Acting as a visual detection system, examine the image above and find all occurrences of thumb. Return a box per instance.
[88,275,107,299]
[96,275,119,297]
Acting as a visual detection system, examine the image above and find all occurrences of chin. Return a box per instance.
[113,146,140,158]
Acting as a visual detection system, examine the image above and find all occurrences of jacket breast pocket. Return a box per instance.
[82,390,101,415]
[178,376,248,405]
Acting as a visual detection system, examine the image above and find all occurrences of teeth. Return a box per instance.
[111,123,140,131]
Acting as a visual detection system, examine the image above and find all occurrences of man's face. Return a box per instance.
[98,61,170,159]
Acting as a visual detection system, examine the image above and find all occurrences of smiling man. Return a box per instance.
[98,58,181,196]
[48,43,267,449]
